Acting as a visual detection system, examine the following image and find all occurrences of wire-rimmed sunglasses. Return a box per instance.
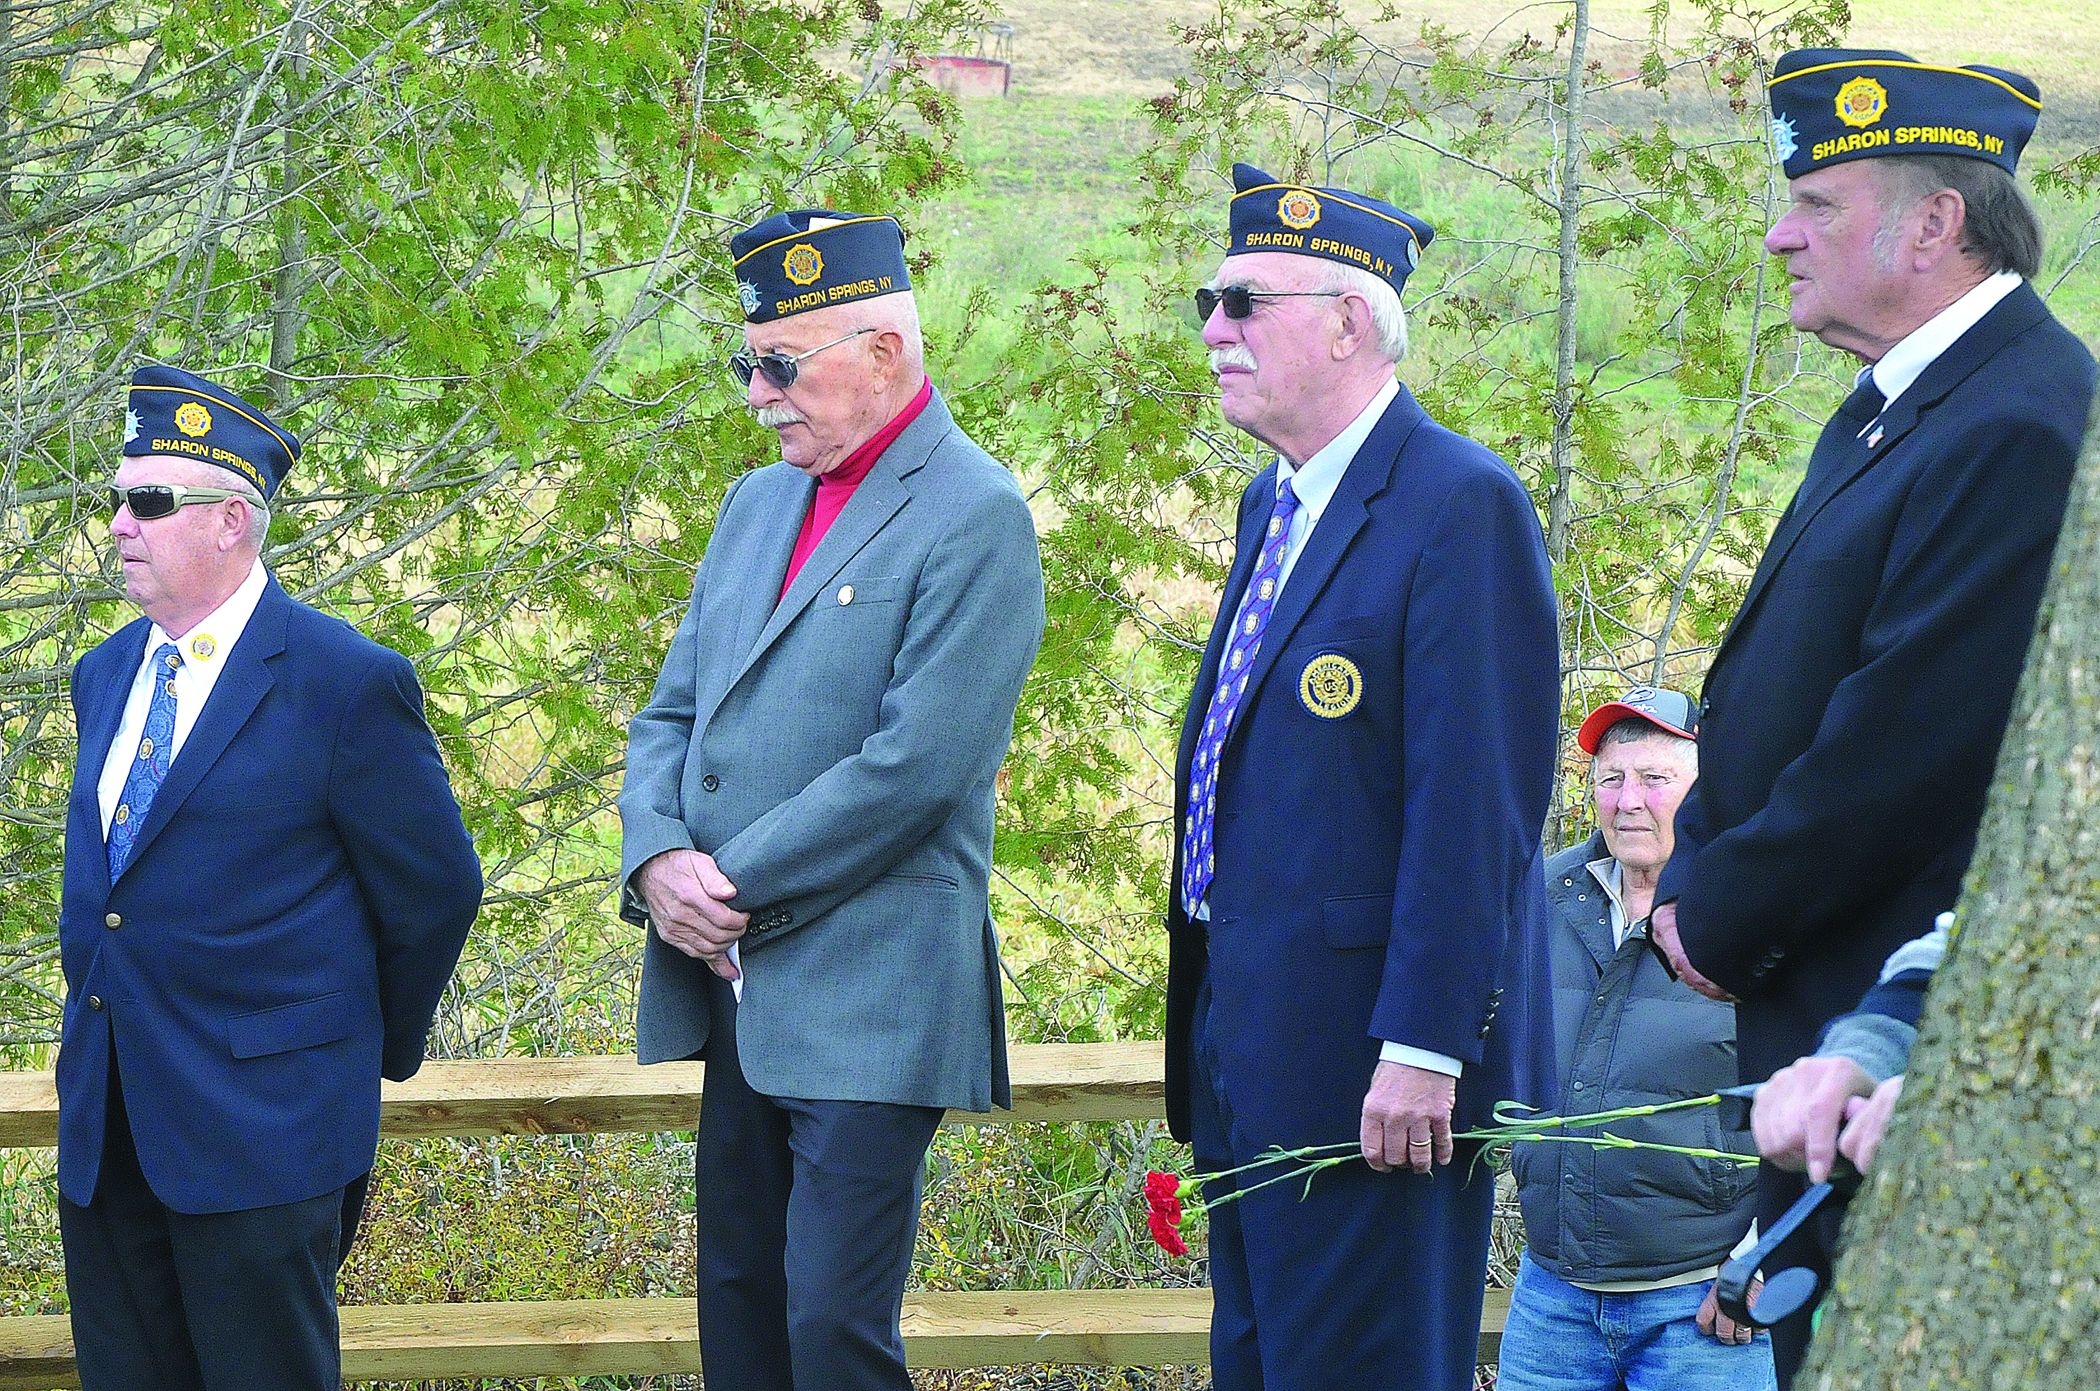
[1194,286,1344,322]
[728,327,875,390]
[107,483,251,520]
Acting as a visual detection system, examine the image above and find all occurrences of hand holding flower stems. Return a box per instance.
[1142,1092,1756,1255]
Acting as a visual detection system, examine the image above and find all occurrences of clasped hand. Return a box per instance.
[636,848,748,981]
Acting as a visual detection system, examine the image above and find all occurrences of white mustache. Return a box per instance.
[1209,346,1258,374]
[753,405,806,428]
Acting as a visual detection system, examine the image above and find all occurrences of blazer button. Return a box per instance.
[87,995,105,1011]
[702,774,720,792]
[104,913,122,929]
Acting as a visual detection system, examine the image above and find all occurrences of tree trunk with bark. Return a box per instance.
[1806,402,2100,1389]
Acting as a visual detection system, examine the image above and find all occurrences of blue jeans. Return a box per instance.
[1496,1251,1777,1391]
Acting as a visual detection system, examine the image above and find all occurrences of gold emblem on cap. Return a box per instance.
[1277,189,1322,230]
[1299,653,1363,719]
[1835,76,1888,130]
[838,584,855,605]
[783,243,825,286]
[189,635,215,660]
[174,400,214,438]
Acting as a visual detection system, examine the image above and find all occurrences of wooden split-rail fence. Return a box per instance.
[0,1043,1508,1386]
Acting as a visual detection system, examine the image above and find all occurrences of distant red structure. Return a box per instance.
[911,22,1014,98]
[913,54,1012,97]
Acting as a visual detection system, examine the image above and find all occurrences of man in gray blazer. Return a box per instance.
[618,208,1045,1391]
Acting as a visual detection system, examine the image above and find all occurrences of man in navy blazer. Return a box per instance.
[1648,51,2098,1382]
[56,365,482,1391]
[1165,165,1560,1391]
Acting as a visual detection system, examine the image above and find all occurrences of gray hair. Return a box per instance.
[845,289,925,376]
[1874,155,2044,279]
[1594,717,1699,761]
[1309,260,1409,363]
[202,462,271,553]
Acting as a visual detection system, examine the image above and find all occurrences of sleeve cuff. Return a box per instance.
[1379,1041,1463,1077]
[1815,1013,1916,1084]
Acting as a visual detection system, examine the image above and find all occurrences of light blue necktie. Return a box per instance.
[1182,478,1300,916]
[108,643,182,879]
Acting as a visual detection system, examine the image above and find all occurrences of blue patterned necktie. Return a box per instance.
[1182,477,1300,915]
[108,642,183,879]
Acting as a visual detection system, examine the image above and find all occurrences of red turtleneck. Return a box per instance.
[778,376,933,602]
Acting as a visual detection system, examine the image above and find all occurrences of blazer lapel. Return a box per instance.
[1175,467,1276,790]
[725,468,814,673]
[1226,384,1422,745]
[727,391,951,689]
[115,582,287,879]
[1720,285,2049,653]
[71,620,151,888]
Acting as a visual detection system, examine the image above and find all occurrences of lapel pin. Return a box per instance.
[837,584,855,606]
[1866,426,1883,448]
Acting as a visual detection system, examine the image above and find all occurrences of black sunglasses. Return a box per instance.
[1195,286,1344,322]
[108,484,250,520]
[729,327,875,390]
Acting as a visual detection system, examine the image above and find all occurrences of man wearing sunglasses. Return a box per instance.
[1163,164,1560,1391]
[54,365,482,1390]
[619,209,1044,1391]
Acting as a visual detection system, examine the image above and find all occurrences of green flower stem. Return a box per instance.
[1485,1093,1723,1133]
[1180,1141,1361,1194]
[1189,1153,1360,1213]
[1170,1091,1753,1223]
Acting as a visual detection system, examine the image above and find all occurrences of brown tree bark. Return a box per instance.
[1805,401,2100,1389]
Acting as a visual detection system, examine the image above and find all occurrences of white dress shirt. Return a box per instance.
[1186,377,1460,1076]
[1857,270,2022,435]
[98,559,271,837]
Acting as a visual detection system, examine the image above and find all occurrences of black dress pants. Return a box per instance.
[58,1063,366,1391]
[693,973,944,1391]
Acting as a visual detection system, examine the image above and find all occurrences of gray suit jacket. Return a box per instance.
[618,388,1044,1111]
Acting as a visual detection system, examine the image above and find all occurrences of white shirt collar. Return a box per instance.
[148,558,270,667]
[1276,375,1399,521]
[1585,855,1634,946]
[1870,271,2022,411]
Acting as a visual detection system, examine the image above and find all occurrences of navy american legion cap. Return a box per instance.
[1225,163,1435,295]
[1766,48,2041,180]
[1576,687,1700,754]
[731,210,911,324]
[124,364,300,499]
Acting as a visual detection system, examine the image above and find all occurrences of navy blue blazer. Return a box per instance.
[1658,283,2096,1084]
[57,578,482,1214]
[1165,382,1561,1148]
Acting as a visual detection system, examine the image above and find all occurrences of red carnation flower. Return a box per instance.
[1143,1171,1190,1255]
[1147,1207,1190,1256]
